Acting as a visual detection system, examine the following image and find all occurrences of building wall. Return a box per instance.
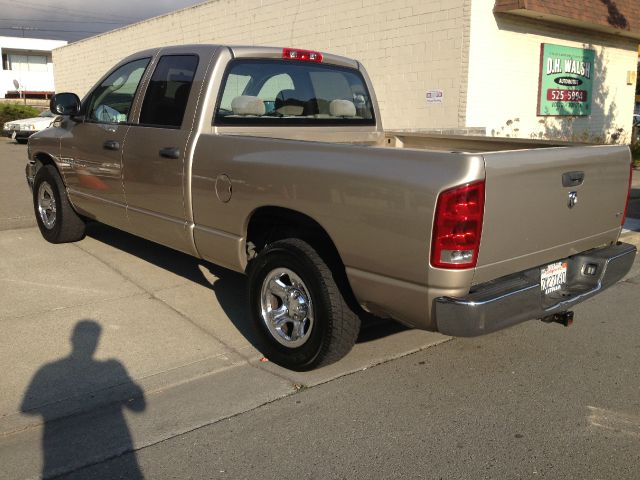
[0,37,67,99]
[53,0,470,131]
[467,0,639,142]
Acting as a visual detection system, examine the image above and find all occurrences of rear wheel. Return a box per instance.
[33,164,85,243]
[248,238,360,371]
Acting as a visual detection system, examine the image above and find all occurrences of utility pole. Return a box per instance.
[8,26,37,37]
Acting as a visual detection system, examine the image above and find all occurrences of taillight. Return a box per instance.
[431,181,485,269]
[621,162,632,226]
[282,48,323,62]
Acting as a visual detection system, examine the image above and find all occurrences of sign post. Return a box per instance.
[537,44,595,116]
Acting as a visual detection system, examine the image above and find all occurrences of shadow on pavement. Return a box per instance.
[628,187,640,212]
[85,222,262,349]
[21,320,146,479]
[85,222,406,349]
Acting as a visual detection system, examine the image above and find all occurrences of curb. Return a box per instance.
[620,228,640,249]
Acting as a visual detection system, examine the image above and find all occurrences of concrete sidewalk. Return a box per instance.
[0,224,448,479]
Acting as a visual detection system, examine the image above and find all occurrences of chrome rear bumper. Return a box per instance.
[435,242,636,337]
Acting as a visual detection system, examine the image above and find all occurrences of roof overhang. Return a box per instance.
[494,0,640,41]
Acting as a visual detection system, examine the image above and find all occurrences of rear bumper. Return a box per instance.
[435,242,636,337]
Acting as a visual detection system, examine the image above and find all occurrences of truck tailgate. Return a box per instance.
[474,145,631,285]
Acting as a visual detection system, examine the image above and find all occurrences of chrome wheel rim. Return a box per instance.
[260,268,314,348]
[37,182,57,230]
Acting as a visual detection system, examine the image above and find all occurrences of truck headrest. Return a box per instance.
[329,99,356,117]
[275,89,305,116]
[231,96,266,116]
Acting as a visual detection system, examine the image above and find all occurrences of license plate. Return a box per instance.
[541,261,568,295]
[11,131,16,140]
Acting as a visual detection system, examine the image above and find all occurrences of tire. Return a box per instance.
[33,164,86,243]
[248,238,360,371]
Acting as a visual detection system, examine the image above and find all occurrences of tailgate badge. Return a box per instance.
[568,191,578,209]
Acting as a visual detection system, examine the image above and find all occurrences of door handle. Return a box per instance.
[159,147,180,159]
[103,140,120,151]
[562,171,585,187]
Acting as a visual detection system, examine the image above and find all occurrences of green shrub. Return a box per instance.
[0,104,41,126]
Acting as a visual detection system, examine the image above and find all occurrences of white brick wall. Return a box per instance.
[53,0,469,130]
[466,0,639,142]
[53,0,638,138]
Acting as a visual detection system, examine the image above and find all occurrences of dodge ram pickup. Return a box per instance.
[26,44,636,370]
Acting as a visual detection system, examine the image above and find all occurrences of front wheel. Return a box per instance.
[33,164,85,243]
[248,238,360,371]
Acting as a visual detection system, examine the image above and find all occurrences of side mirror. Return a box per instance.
[50,93,81,116]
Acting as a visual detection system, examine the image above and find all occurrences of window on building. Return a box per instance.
[139,55,199,128]
[3,52,51,72]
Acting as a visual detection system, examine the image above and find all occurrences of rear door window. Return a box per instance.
[215,60,375,126]
[139,55,199,128]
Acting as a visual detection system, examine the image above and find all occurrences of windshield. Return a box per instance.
[215,59,375,126]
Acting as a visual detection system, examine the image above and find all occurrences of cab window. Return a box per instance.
[139,55,199,128]
[215,59,375,126]
[86,58,150,124]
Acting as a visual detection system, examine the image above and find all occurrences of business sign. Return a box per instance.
[537,44,595,116]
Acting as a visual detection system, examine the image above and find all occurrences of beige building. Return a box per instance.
[53,0,640,142]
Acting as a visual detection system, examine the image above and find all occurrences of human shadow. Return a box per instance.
[85,222,404,349]
[21,320,146,479]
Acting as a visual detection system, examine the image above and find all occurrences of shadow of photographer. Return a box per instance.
[21,320,146,479]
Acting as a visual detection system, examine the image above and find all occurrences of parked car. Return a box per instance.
[2,110,56,144]
[25,45,636,370]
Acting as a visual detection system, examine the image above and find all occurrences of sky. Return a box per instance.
[0,0,207,43]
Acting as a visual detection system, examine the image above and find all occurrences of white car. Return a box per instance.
[2,110,57,144]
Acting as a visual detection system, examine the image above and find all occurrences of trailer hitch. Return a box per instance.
[541,311,574,327]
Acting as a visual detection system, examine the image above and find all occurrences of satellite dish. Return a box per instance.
[13,79,21,89]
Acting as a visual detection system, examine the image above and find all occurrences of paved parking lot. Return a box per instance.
[1,137,639,479]
[0,141,36,231]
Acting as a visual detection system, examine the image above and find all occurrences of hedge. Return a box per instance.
[0,104,41,126]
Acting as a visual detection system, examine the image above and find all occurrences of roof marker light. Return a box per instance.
[282,48,323,62]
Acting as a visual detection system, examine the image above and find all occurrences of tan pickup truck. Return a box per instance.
[26,44,636,370]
